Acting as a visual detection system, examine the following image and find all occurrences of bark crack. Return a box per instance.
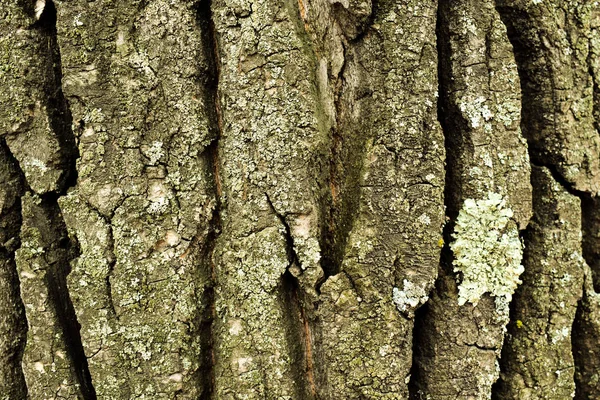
[5,1,96,398]
[195,1,222,396]
[494,3,598,398]
[408,4,455,396]
[0,138,28,398]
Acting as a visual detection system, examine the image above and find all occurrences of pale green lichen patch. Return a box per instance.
[451,192,524,306]
[392,280,430,316]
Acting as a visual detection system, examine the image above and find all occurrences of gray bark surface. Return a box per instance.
[0,0,599,399]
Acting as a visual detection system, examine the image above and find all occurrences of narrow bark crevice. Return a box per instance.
[9,1,97,397]
[408,4,456,395]
[25,195,96,399]
[31,0,79,195]
[280,270,317,400]
[318,46,359,293]
[0,138,28,399]
[573,191,600,399]
[581,197,600,292]
[317,65,370,295]
[104,224,118,321]
[266,192,302,271]
[195,180,220,400]
[572,272,600,400]
[194,2,222,396]
[285,0,371,296]
[407,299,429,400]
[266,182,318,398]
[529,160,591,200]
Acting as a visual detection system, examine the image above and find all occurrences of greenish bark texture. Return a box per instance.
[0,0,599,399]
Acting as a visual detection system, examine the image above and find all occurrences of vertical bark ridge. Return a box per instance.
[410,0,532,398]
[54,0,219,396]
[209,0,329,396]
[495,0,600,194]
[1,0,78,195]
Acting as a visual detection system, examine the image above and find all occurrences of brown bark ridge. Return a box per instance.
[0,0,599,399]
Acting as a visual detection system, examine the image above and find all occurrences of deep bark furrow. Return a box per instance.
[493,167,585,399]
[572,263,600,399]
[195,2,223,397]
[1,1,97,397]
[16,193,97,399]
[0,140,28,399]
[495,2,600,398]
[411,1,531,398]
[573,197,600,398]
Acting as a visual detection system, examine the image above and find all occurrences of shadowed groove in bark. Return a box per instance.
[316,27,372,295]
[408,292,431,400]
[30,0,78,195]
[194,0,222,397]
[493,2,598,397]
[32,196,96,399]
[318,80,365,294]
[581,197,600,292]
[285,0,348,293]
[408,2,461,395]
[104,223,118,321]
[573,191,599,399]
[266,191,318,398]
[0,138,28,399]
[8,1,98,397]
[280,270,317,400]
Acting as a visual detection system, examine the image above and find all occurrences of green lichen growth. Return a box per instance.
[451,192,524,307]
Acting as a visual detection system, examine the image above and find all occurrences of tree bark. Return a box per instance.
[0,0,599,399]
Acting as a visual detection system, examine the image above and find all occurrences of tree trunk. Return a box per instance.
[0,0,599,399]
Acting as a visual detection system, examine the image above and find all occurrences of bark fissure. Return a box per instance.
[4,1,97,397]
[34,197,96,400]
[408,5,454,394]
[31,0,79,195]
[493,2,598,397]
[195,1,222,396]
[266,191,318,398]
[266,193,301,270]
[0,138,28,399]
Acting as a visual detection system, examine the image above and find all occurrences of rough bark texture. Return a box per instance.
[0,0,599,399]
